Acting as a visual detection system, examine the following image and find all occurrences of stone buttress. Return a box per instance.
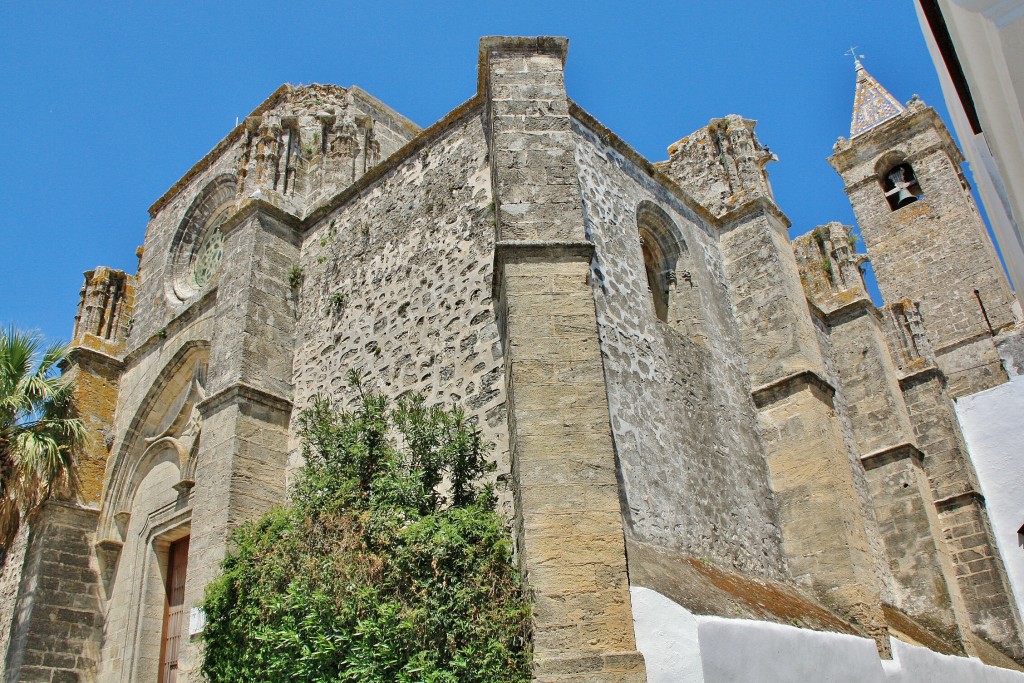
[482,37,647,682]
[663,117,895,648]
[0,266,136,681]
[794,224,963,643]
[5,34,1024,683]
[884,300,1024,659]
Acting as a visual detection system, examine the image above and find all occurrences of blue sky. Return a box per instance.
[1,1,958,343]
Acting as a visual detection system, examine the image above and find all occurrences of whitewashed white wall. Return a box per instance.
[631,586,1024,682]
[956,372,1024,617]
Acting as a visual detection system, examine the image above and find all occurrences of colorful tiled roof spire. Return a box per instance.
[850,57,906,137]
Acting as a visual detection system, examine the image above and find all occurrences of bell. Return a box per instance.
[885,166,918,209]
[894,186,917,208]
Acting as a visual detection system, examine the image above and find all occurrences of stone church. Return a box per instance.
[2,36,1023,682]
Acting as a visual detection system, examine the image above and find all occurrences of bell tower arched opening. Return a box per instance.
[879,160,923,210]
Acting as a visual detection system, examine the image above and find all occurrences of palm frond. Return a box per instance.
[0,327,84,550]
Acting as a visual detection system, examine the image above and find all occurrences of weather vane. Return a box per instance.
[845,46,864,63]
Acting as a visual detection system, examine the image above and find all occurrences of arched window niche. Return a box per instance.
[877,154,923,211]
[636,201,699,329]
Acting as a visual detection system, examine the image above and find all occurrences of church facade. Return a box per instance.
[2,36,1023,682]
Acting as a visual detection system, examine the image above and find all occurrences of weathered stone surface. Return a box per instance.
[6,34,1023,683]
[484,36,646,680]
[896,360,1024,658]
[1,503,102,682]
[573,117,786,580]
[664,137,892,644]
[830,102,1016,398]
[794,225,956,635]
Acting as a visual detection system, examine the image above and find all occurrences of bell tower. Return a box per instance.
[829,59,1016,398]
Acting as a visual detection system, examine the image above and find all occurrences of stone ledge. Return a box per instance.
[480,36,569,61]
[495,240,595,264]
[65,344,124,373]
[197,382,293,418]
[824,296,878,326]
[935,489,986,514]
[860,443,924,471]
[751,369,836,409]
[897,364,943,389]
[492,240,596,301]
[715,195,792,234]
[221,196,302,237]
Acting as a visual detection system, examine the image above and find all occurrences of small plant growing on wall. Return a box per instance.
[200,375,531,682]
[821,257,834,283]
[325,292,348,316]
[288,266,304,289]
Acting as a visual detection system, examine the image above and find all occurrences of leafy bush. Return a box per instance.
[201,377,531,683]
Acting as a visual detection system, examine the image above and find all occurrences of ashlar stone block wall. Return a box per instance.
[830,104,1016,398]
[1,503,102,683]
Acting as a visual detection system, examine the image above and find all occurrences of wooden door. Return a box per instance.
[159,536,189,683]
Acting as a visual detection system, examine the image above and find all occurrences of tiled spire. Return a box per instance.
[850,58,905,137]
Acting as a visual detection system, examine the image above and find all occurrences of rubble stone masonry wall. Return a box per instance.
[9,36,1024,683]
[291,110,513,506]
[571,119,787,581]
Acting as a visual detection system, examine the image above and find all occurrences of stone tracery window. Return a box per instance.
[167,175,237,302]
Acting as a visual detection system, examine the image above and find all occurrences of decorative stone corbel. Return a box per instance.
[95,538,124,576]
[113,510,131,539]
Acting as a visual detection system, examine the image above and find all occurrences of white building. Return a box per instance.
[914,0,1024,311]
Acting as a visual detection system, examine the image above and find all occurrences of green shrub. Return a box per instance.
[201,378,531,683]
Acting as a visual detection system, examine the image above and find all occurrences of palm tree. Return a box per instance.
[0,326,85,555]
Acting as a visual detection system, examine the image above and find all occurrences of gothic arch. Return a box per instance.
[636,201,699,328]
[99,340,210,541]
